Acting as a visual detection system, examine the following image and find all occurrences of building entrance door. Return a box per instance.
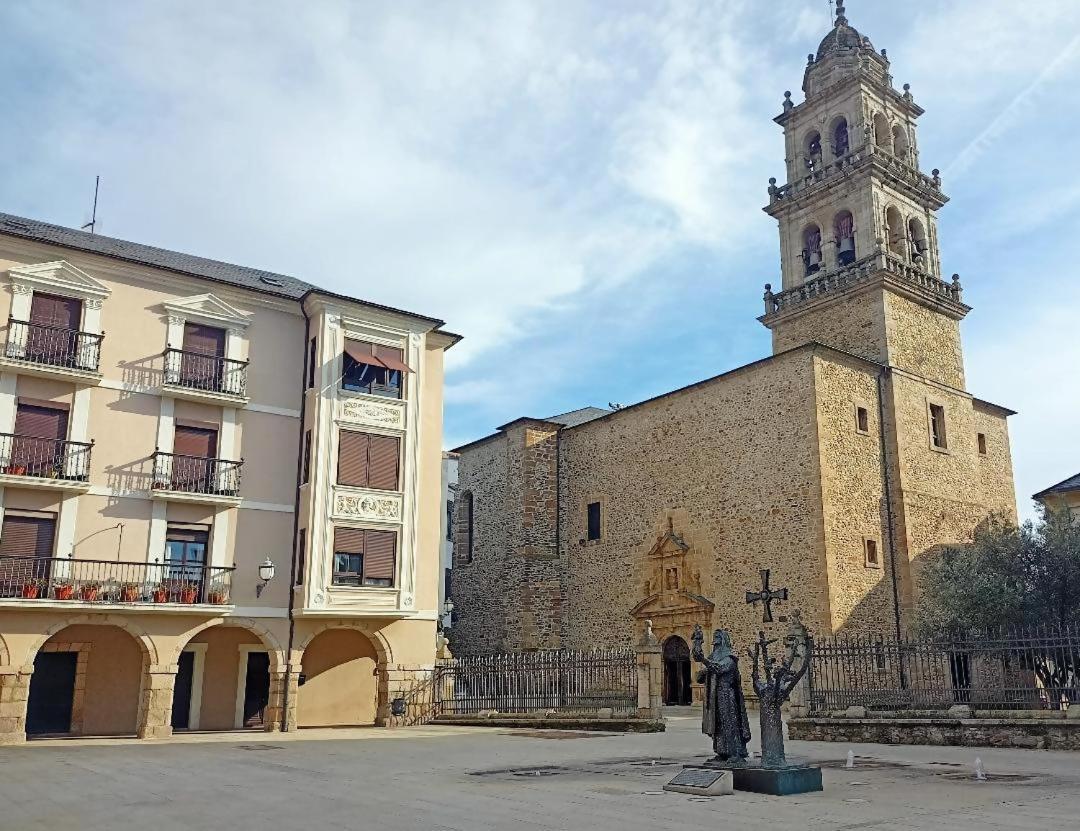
[662,636,692,705]
[171,651,196,730]
[242,652,270,728]
[26,652,78,735]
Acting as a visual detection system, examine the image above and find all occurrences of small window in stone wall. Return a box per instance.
[855,405,869,434]
[864,538,880,568]
[977,432,987,455]
[586,501,601,542]
[929,403,948,450]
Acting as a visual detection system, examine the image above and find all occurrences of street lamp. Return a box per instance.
[256,557,276,597]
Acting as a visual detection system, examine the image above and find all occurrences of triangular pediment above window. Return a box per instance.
[163,293,251,329]
[631,590,715,620]
[8,260,111,300]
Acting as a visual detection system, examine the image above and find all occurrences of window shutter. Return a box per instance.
[174,425,218,458]
[30,294,81,330]
[337,431,370,487]
[0,514,56,558]
[14,404,68,440]
[296,529,306,586]
[183,323,226,356]
[334,527,366,555]
[367,435,400,491]
[363,530,396,583]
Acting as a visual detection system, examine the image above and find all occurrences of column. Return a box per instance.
[635,620,663,721]
[265,664,300,732]
[136,665,176,740]
[0,668,32,745]
[7,287,32,358]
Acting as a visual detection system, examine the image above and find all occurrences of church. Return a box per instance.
[447,5,1018,702]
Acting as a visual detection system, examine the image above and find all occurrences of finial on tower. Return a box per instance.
[836,2,848,25]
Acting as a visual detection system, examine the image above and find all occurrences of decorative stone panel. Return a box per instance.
[338,396,406,431]
[332,488,403,523]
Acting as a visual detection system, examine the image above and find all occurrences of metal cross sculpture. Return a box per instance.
[745,569,789,623]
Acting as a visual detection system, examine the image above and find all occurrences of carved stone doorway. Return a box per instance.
[662,635,693,706]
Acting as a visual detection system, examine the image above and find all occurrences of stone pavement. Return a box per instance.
[2,709,1079,830]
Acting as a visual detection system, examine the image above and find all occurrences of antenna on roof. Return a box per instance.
[81,175,100,234]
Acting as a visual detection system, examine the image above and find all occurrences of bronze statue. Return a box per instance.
[747,611,811,769]
[691,624,751,766]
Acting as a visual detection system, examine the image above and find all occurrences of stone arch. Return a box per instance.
[892,124,910,159]
[803,129,823,170]
[296,621,393,666]
[829,114,851,157]
[169,617,286,671]
[802,223,823,275]
[884,205,906,258]
[25,614,157,668]
[873,112,892,150]
[908,216,929,265]
[833,209,856,265]
[0,632,10,668]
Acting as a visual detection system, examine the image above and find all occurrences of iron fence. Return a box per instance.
[0,433,92,481]
[434,648,638,717]
[0,555,234,605]
[164,348,248,397]
[808,624,1080,713]
[4,319,103,372]
[152,450,243,496]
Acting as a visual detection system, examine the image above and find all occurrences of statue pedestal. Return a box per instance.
[702,760,822,796]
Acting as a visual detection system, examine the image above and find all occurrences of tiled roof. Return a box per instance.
[546,406,612,428]
[0,211,446,326]
[1034,473,1080,499]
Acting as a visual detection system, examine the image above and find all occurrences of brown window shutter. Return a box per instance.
[174,425,218,458]
[182,323,226,356]
[367,435,400,491]
[363,530,396,582]
[333,526,366,555]
[30,294,81,330]
[14,404,68,440]
[0,514,56,558]
[337,431,370,487]
[296,528,306,586]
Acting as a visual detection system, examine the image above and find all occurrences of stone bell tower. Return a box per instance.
[760,2,970,390]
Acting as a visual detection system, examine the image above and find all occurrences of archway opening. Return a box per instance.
[892,125,910,160]
[873,112,892,150]
[298,628,379,728]
[886,206,906,258]
[662,635,692,706]
[834,210,856,266]
[804,131,822,171]
[803,224,823,276]
[176,626,271,731]
[27,624,145,737]
[831,117,850,157]
[908,217,928,266]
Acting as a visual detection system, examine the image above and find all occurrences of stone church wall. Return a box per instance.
[772,288,888,366]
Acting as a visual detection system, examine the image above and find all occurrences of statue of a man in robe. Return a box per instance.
[692,624,752,766]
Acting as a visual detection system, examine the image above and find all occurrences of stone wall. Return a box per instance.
[772,287,887,365]
[883,291,965,389]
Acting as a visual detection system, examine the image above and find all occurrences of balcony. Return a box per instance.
[0,433,93,491]
[0,555,234,612]
[162,348,248,405]
[151,450,243,506]
[0,319,103,382]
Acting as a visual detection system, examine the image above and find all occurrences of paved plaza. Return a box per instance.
[2,711,1079,830]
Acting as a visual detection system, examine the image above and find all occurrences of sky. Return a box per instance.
[1,0,1078,520]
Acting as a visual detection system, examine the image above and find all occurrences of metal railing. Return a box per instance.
[152,450,243,496]
[807,625,1080,713]
[0,555,234,605]
[163,348,248,397]
[434,648,639,717]
[0,433,92,481]
[4,319,103,373]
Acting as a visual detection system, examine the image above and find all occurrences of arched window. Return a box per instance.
[834,210,856,266]
[804,131,822,171]
[803,224,823,276]
[873,113,892,150]
[908,218,928,265]
[885,207,906,258]
[892,125,910,160]
[832,117,850,158]
[458,491,474,563]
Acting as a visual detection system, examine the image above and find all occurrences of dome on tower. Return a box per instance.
[814,3,873,61]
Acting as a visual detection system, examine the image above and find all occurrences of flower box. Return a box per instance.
[20,583,40,599]
[119,584,140,603]
[152,588,170,603]
[79,585,101,601]
[207,590,229,605]
[53,585,75,601]
[180,587,198,604]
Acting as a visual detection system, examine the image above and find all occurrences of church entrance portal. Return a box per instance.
[662,636,692,706]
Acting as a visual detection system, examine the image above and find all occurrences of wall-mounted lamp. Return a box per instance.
[256,557,276,597]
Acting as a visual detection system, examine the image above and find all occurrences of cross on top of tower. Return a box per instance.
[836,2,848,26]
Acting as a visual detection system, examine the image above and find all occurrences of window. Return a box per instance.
[332,527,396,587]
[301,430,312,485]
[295,528,306,586]
[164,523,210,588]
[586,501,602,542]
[341,339,409,399]
[929,403,948,450]
[27,293,83,365]
[446,500,454,542]
[11,401,70,477]
[306,337,317,389]
[977,433,987,455]
[855,406,869,434]
[179,322,227,391]
[864,538,880,568]
[337,430,400,490]
[0,511,57,560]
[460,491,474,563]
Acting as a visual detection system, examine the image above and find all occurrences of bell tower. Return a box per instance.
[760,3,970,390]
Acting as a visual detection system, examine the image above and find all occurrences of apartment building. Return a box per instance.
[0,213,458,742]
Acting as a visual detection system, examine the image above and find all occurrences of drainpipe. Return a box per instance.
[280,305,311,731]
[876,366,906,654]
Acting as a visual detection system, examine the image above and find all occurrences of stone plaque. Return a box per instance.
[663,767,733,796]
[340,397,405,430]
[334,491,402,522]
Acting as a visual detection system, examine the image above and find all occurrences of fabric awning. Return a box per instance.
[343,340,387,368]
[374,350,413,374]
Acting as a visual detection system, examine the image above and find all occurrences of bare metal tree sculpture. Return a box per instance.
[747,614,811,769]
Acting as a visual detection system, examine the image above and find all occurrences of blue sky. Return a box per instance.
[1,1,1078,519]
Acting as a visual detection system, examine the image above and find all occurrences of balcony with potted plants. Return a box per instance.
[150,450,243,506]
[0,433,93,492]
[0,318,104,383]
[0,555,235,612]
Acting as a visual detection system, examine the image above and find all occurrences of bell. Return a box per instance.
[808,250,822,266]
[838,236,855,254]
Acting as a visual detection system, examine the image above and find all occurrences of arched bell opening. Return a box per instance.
[834,210,856,266]
[802,224,824,277]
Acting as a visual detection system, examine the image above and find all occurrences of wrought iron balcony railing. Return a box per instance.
[163,348,248,397]
[0,555,234,605]
[4,319,103,373]
[0,433,92,481]
[152,450,243,496]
